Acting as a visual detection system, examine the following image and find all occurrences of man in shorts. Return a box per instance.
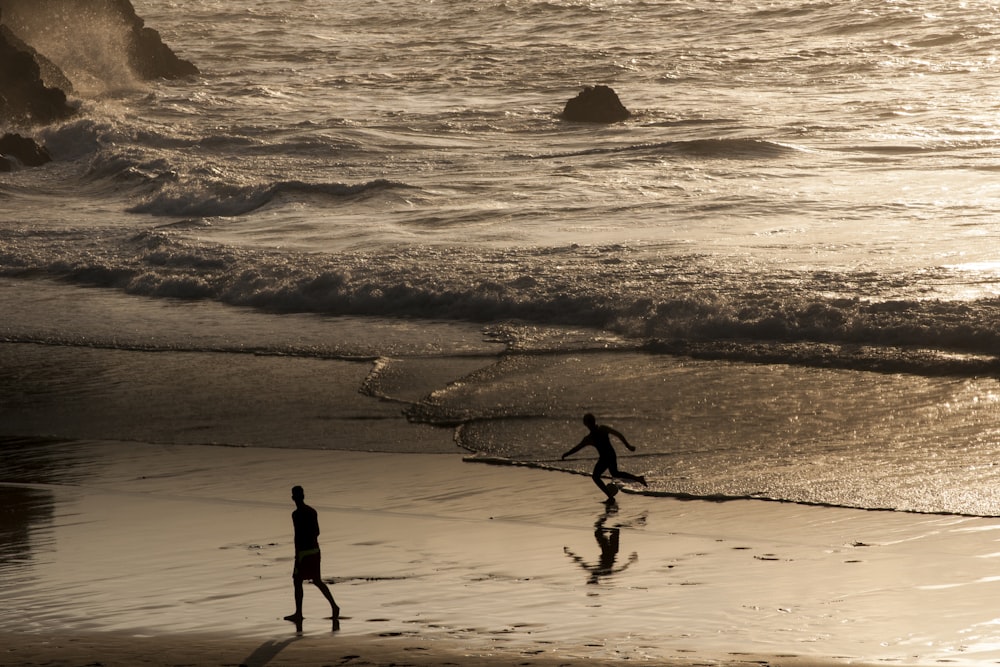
[284,485,340,629]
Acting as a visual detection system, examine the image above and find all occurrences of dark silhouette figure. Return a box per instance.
[564,506,639,584]
[562,413,648,501]
[284,485,340,631]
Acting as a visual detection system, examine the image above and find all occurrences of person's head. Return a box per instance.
[583,413,597,428]
[291,485,305,502]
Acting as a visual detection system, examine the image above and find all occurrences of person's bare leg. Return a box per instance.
[608,463,647,487]
[284,580,304,622]
[592,468,615,500]
[313,580,340,630]
[615,470,647,486]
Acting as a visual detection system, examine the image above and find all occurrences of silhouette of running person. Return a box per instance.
[562,413,647,501]
[284,486,340,630]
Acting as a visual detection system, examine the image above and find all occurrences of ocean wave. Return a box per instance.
[535,138,801,161]
[2,232,999,375]
[631,292,1000,361]
[128,178,414,217]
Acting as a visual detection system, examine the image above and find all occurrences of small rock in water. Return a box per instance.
[561,84,631,123]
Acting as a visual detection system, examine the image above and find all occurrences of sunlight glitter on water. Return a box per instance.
[937,261,1000,299]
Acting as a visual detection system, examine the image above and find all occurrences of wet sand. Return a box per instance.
[4,441,1000,666]
[0,630,886,667]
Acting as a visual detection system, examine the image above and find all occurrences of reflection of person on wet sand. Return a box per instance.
[284,485,340,631]
[564,506,638,584]
[562,413,647,501]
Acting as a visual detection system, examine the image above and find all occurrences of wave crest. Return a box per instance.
[128,178,414,217]
[538,137,800,161]
[2,234,998,374]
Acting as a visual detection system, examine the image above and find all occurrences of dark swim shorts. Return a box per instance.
[293,548,322,582]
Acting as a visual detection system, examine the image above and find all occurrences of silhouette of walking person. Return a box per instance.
[284,486,340,631]
[562,413,647,501]
[564,506,638,584]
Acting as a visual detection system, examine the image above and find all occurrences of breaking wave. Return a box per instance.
[535,137,801,161]
[2,228,998,376]
[128,178,414,217]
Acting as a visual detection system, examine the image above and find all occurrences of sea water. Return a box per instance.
[3,0,1000,515]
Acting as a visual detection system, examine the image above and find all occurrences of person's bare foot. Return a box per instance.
[283,613,302,623]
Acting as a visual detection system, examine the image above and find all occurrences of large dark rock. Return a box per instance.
[0,22,73,92]
[0,132,51,170]
[561,85,631,123]
[105,0,200,80]
[130,24,200,80]
[0,23,75,126]
[0,0,198,82]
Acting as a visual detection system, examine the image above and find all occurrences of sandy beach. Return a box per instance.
[5,442,1000,667]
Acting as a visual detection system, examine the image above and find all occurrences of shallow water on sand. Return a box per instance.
[6,441,1000,664]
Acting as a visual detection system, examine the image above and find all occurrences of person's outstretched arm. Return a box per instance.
[606,426,636,452]
[562,438,590,459]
